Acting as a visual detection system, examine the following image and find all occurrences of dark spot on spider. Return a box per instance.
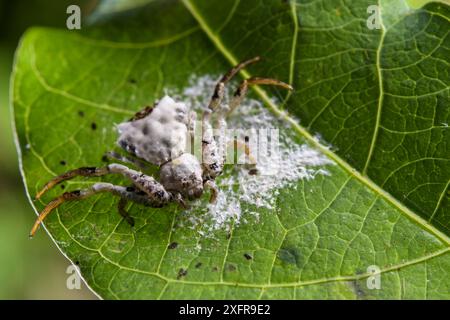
[142,124,149,135]
[177,268,188,279]
[227,264,237,272]
[83,167,97,173]
[120,140,137,155]
[78,111,84,117]
[195,262,202,269]
[129,78,137,84]
[60,160,66,166]
[101,155,109,162]
[91,122,97,130]
[161,137,171,147]
[168,242,178,249]
[212,91,220,99]
[209,163,218,170]
[156,190,166,199]
[126,186,135,192]
[136,191,146,196]
[202,140,210,145]
[248,169,258,175]
[71,190,81,196]
[244,253,253,260]
[234,87,242,96]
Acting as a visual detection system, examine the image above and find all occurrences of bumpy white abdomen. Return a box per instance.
[117,95,189,165]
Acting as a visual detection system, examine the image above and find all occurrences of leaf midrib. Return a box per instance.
[181,0,450,246]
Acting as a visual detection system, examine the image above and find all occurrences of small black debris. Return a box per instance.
[195,262,202,269]
[78,111,84,117]
[91,122,97,130]
[177,268,188,279]
[227,264,237,272]
[168,242,178,249]
[60,160,66,166]
[244,253,253,260]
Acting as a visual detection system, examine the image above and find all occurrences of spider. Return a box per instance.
[30,57,292,237]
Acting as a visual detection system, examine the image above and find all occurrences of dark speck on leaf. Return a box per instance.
[168,242,178,249]
[60,160,66,166]
[195,262,202,268]
[226,232,231,239]
[212,266,218,272]
[177,268,187,279]
[129,78,137,84]
[78,111,84,117]
[61,185,65,190]
[227,264,237,272]
[91,122,97,130]
[244,253,253,260]
[102,155,109,162]
[75,261,80,265]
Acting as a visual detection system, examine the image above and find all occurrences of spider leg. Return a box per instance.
[35,163,170,205]
[129,103,156,121]
[201,116,226,180]
[117,197,135,227]
[172,192,188,209]
[103,151,149,170]
[30,182,167,238]
[227,77,293,116]
[230,138,258,174]
[204,180,219,204]
[206,56,260,115]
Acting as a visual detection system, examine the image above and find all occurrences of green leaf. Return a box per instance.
[12,0,449,299]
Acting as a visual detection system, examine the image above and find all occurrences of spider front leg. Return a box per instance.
[103,151,149,170]
[204,180,219,203]
[201,57,261,178]
[206,56,261,114]
[35,163,169,202]
[227,77,293,116]
[201,116,227,180]
[30,182,169,237]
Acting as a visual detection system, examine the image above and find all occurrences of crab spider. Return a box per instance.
[30,57,293,237]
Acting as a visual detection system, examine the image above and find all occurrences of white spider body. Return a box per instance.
[30,57,292,237]
[117,95,204,199]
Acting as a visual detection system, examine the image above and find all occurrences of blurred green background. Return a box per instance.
[0,0,444,300]
[0,0,97,299]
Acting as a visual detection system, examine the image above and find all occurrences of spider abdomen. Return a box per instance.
[117,95,189,166]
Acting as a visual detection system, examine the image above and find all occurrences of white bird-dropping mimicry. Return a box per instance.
[173,75,335,236]
[116,95,189,166]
